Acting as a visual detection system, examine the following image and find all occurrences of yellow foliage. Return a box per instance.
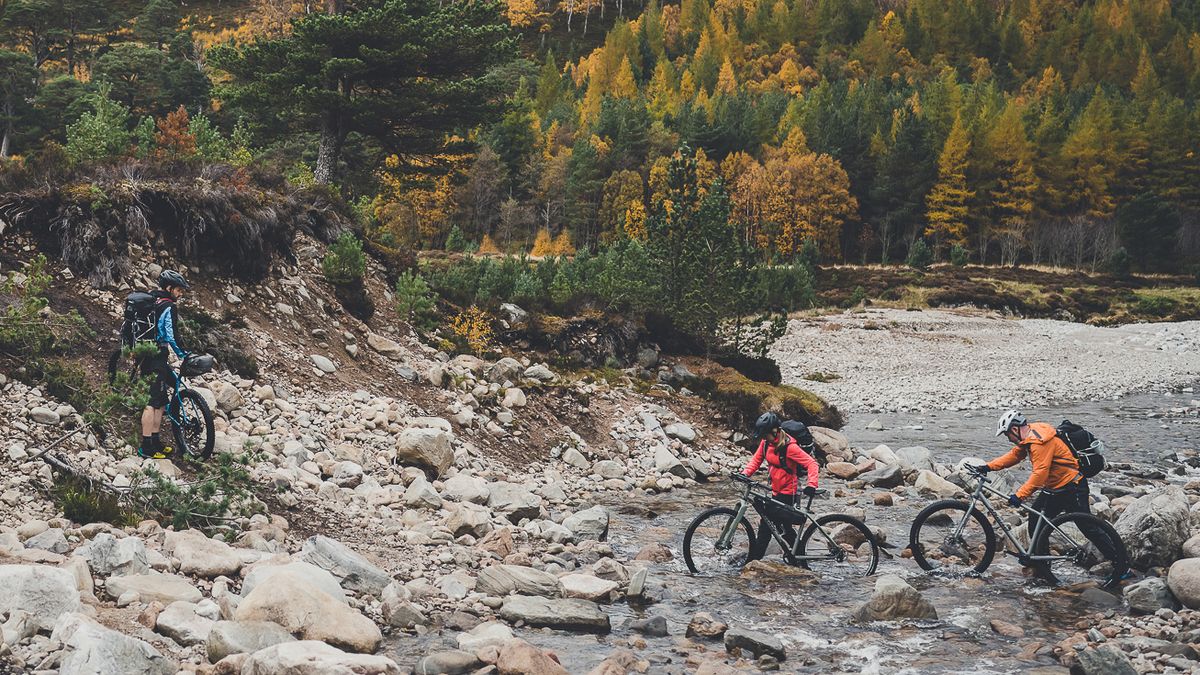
[623,200,647,240]
[373,149,466,248]
[551,230,576,255]
[449,307,494,354]
[530,228,555,256]
[192,0,303,48]
[478,234,501,254]
[924,114,974,252]
[611,56,638,99]
[716,58,738,94]
[505,0,542,28]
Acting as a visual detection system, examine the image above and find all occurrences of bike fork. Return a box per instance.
[718,501,752,548]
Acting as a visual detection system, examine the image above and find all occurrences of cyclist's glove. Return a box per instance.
[802,486,817,497]
[971,464,991,474]
[1007,494,1022,507]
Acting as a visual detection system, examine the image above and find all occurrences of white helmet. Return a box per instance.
[996,410,1027,436]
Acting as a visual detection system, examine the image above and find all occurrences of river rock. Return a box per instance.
[1114,486,1190,569]
[858,464,903,489]
[809,427,849,460]
[77,533,150,576]
[241,561,346,603]
[487,482,543,522]
[563,505,609,542]
[498,595,611,633]
[914,470,963,498]
[206,620,296,663]
[234,570,382,653]
[654,446,689,478]
[559,574,619,602]
[300,535,392,597]
[165,529,244,578]
[0,564,81,630]
[402,474,443,509]
[1075,645,1138,675]
[851,574,937,622]
[895,447,935,473]
[456,621,513,652]
[497,639,569,675]
[1124,577,1179,614]
[24,528,68,554]
[395,427,454,478]
[1183,532,1200,559]
[686,612,728,639]
[310,354,336,374]
[630,615,668,637]
[724,627,786,661]
[442,473,490,504]
[593,460,626,479]
[413,650,482,675]
[241,641,402,675]
[825,462,860,480]
[53,612,173,675]
[155,601,214,646]
[1168,558,1200,609]
[477,564,561,597]
[106,572,202,605]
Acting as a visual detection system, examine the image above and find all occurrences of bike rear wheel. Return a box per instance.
[1031,512,1128,587]
[166,389,215,460]
[909,500,997,574]
[798,514,879,578]
[683,507,756,576]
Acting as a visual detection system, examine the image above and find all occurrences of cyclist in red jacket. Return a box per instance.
[743,412,819,555]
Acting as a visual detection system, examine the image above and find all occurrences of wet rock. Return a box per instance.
[165,529,244,578]
[394,427,454,478]
[456,621,513,652]
[586,649,647,675]
[989,620,1025,638]
[1114,486,1190,569]
[1124,577,1179,614]
[724,627,786,661]
[77,532,150,576]
[739,560,818,584]
[234,570,382,653]
[563,505,609,542]
[155,601,215,646]
[686,612,728,639]
[477,564,561,598]
[1074,645,1138,675]
[205,620,296,663]
[498,595,611,633]
[858,464,903,489]
[0,564,81,631]
[497,639,569,675]
[487,482,543,523]
[633,543,673,562]
[630,615,668,636]
[1079,587,1120,608]
[851,574,937,622]
[53,612,173,675]
[1168,558,1200,609]
[414,649,483,675]
[241,641,402,675]
[559,574,619,602]
[300,535,392,597]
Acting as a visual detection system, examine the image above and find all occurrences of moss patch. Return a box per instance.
[680,357,843,430]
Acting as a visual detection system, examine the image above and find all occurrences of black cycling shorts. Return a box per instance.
[141,350,174,409]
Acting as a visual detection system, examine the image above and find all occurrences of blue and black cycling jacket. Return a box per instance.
[156,302,186,358]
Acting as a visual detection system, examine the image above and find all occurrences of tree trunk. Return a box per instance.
[1,101,12,159]
[314,111,343,184]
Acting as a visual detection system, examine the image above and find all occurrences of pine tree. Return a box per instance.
[611,56,638,98]
[534,51,563,119]
[924,114,974,257]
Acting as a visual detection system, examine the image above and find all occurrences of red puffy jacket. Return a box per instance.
[743,435,819,496]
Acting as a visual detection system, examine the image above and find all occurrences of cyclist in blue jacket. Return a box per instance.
[138,270,190,459]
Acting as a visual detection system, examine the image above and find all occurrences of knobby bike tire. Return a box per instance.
[909,499,997,574]
[1031,511,1129,587]
[799,514,879,577]
[682,507,757,576]
[169,389,215,460]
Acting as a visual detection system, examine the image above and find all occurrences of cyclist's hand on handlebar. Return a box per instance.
[1007,494,1022,507]
[967,464,990,474]
[802,486,817,497]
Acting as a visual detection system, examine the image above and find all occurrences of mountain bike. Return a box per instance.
[908,465,1128,586]
[108,347,216,460]
[682,473,879,579]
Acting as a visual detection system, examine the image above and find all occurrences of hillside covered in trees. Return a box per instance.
[1,0,1200,274]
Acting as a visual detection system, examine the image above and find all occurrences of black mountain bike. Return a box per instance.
[908,466,1128,586]
[108,347,216,460]
[683,473,879,579]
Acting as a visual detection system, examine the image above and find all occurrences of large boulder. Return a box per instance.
[155,601,215,647]
[442,473,490,504]
[76,533,149,577]
[894,447,935,473]
[914,470,963,499]
[809,427,849,460]
[53,612,173,675]
[486,357,524,384]
[105,572,202,605]
[0,564,81,631]
[445,502,493,538]
[487,482,543,523]
[300,536,392,597]
[858,464,904,489]
[234,571,382,653]
[851,574,937,622]
[241,561,346,603]
[559,574,618,602]
[1124,577,1179,614]
[498,595,611,633]
[1115,486,1190,570]
[241,641,402,675]
[206,620,296,663]
[394,427,454,478]
[1168,558,1200,610]
[496,639,570,675]
[563,505,609,542]
[477,564,561,598]
[1074,646,1138,675]
[164,529,244,578]
[724,627,786,661]
[654,446,689,478]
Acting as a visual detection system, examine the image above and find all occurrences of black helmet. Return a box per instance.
[158,269,190,290]
[754,412,782,439]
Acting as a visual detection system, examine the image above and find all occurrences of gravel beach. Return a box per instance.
[772,308,1200,413]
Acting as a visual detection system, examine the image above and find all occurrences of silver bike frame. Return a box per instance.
[954,472,1085,563]
[718,478,842,563]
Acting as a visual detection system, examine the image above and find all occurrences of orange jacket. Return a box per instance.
[743,435,819,496]
[986,422,1080,500]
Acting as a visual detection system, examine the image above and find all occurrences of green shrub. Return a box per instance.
[1134,295,1180,317]
[512,269,543,306]
[906,239,933,271]
[0,255,92,358]
[445,225,469,252]
[1106,247,1132,278]
[65,86,132,164]
[128,452,262,534]
[395,270,437,331]
[189,113,232,161]
[85,370,150,441]
[844,285,866,308]
[950,244,969,267]
[322,232,367,285]
[53,476,136,526]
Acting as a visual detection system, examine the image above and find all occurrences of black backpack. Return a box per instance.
[120,291,166,349]
[1056,419,1106,478]
[781,419,825,466]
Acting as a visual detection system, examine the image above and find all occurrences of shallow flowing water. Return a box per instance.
[392,387,1200,673]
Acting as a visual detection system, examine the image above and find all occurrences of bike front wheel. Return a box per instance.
[683,507,757,576]
[798,514,879,578]
[909,500,997,574]
[1031,512,1128,587]
[166,389,215,460]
